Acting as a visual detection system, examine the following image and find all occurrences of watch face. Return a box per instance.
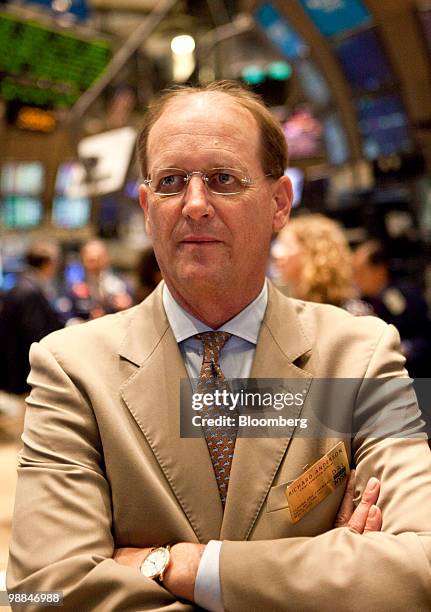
[141,548,169,578]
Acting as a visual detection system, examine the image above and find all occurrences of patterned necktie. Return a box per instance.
[195,331,236,506]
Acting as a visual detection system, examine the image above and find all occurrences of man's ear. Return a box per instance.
[272,175,293,233]
[139,184,152,237]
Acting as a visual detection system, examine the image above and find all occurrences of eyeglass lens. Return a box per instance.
[151,169,247,195]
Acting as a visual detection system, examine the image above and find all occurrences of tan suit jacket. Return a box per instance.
[7,282,431,611]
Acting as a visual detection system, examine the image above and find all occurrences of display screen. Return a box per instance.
[284,167,304,207]
[1,195,43,228]
[26,0,90,21]
[356,94,411,159]
[282,110,323,159]
[55,161,88,198]
[1,161,44,195]
[52,196,90,229]
[323,114,349,165]
[335,29,393,93]
[298,0,371,37]
[255,2,308,60]
[295,59,331,108]
[0,12,111,108]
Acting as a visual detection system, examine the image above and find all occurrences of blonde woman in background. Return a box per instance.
[272,214,371,315]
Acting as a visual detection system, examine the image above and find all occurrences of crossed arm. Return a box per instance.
[114,472,383,603]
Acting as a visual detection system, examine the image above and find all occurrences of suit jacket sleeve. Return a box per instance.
[7,341,193,612]
[219,324,431,611]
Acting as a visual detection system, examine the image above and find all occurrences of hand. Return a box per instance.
[163,542,205,601]
[113,542,205,602]
[334,469,382,533]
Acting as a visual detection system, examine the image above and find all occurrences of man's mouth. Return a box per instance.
[180,235,222,245]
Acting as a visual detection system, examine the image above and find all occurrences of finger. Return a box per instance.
[348,477,380,534]
[334,469,356,527]
[363,504,382,534]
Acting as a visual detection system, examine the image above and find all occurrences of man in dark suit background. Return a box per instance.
[353,240,431,378]
[0,241,63,395]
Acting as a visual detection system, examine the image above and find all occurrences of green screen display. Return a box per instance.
[0,12,112,108]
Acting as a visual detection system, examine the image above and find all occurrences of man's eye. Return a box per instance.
[214,173,235,185]
[156,174,186,193]
[161,175,182,186]
[208,171,243,192]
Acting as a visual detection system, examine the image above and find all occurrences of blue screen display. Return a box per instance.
[335,29,393,93]
[52,196,90,229]
[1,196,43,228]
[25,0,90,21]
[255,2,308,59]
[356,95,411,159]
[298,0,371,37]
[295,59,331,108]
[323,114,349,165]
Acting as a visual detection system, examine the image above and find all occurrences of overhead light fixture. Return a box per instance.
[267,61,292,80]
[171,34,195,82]
[171,35,196,55]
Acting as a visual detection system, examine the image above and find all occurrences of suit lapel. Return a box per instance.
[221,284,313,540]
[119,285,223,543]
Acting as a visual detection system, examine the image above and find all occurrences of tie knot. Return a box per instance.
[195,331,232,365]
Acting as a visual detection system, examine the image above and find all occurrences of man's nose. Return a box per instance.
[181,176,214,220]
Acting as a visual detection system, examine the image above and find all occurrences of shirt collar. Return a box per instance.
[162,281,268,345]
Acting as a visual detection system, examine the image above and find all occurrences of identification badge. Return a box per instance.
[286,441,350,524]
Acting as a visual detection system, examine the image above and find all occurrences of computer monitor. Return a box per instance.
[54,161,88,198]
[52,196,90,229]
[282,110,323,159]
[1,161,45,195]
[356,94,412,159]
[284,167,304,208]
[298,0,371,37]
[1,195,43,228]
[334,29,393,93]
[296,59,331,109]
[323,114,350,166]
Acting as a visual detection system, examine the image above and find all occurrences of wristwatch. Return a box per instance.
[140,545,171,582]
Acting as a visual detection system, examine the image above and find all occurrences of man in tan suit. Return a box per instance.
[7,82,431,610]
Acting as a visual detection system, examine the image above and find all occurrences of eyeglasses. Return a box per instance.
[143,167,271,197]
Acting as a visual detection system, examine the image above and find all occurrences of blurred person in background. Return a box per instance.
[134,246,162,302]
[66,238,133,322]
[353,240,431,378]
[0,241,63,396]
[272,213,371,316]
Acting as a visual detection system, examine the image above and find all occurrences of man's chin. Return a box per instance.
[174,264,227,291]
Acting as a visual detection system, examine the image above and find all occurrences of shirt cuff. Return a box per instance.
[194,540,223,612]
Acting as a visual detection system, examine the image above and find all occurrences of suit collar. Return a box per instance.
[118,282,168,367]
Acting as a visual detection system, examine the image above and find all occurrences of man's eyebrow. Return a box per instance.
[153,159,249,171]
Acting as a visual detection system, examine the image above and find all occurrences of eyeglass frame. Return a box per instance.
[142,167,274,197]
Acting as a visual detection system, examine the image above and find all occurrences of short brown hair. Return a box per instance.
[136,80,288,179]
